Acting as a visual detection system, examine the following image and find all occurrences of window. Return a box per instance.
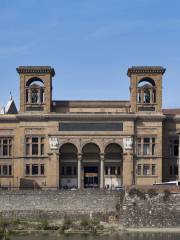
[170,165,173,176]
[143,165,150,175]
[137,165,141,175]
[117,166,121,175]
[32,165,38,175]
[25,164,45,176]
[152,164,156,175]
[169,138,179,157]
[0,138,12,157]
[174,165,178,176]
[110,166,116,175]
[137,137,156,156]
[40,164,45,175]
[25,136,45,156]
[0,165,12,176]
[26,164,30,175]
[61,166,77,176]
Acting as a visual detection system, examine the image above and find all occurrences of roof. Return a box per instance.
[127,66,166,77]
[16,66,55,77]
[163,109,180,115]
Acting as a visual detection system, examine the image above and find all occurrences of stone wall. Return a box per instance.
[119,192,180,227]
[0,190,121,220]
[0,189,180,228]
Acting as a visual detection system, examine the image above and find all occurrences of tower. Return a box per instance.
[16,66,55,113]
[127,66,166,113]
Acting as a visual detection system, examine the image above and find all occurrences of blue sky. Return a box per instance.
[0,0,180,109]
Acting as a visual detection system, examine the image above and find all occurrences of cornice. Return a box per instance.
[127,66,166,77]
[16,66,55,77]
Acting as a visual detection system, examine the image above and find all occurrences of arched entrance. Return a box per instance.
[82,143,100,188]
[104,143,123,189]
[59,143,78,189]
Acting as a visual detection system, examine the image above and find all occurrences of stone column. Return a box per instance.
[178,134,180,181]
[48,137,60,189]
[100,154,104,189]
[123,137,134,186]
[78,154,82,189]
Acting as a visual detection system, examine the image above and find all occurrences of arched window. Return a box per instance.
[137,78,156,104]
[25,78,45,105]
[82,143,100,160]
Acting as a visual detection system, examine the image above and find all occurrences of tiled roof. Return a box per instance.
[163,109,180,115]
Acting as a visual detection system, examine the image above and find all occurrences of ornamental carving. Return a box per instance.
[123,137,133,150]
[49,137,60,150]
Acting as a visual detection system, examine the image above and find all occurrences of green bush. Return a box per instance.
[40,219,49,230]
[90,218,100,226]
[63,218,72,226]
[80,218,90,228]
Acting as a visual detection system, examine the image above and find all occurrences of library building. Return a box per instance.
[0,65,179,189]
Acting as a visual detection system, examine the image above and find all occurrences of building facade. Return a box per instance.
[0,66,179,189]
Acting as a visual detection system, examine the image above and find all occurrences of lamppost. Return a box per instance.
[176,132,180,180]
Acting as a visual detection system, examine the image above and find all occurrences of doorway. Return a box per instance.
[84,166,98,188]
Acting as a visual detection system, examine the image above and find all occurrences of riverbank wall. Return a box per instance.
[0,189,180,227]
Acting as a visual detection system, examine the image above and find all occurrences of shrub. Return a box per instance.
[40,219,49,230]
[147,188,158,198]
[163,189,171,201]
[63,218,72,226]
[90,218,100,226]
[128,188,146,200]
[80,218,90,228]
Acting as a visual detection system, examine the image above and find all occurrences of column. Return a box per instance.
[100,154,104,189]
[150,88,153,103]
[178,134,180,181]
[78,154,82,189]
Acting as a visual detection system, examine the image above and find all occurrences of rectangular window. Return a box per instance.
[25,136,45,156]
[170,165,173,176]
[143,164,150,175]
[2,165,8,175]
[137,137,156,156]
[143,138,150,155]
[0,165,12,176]
[174,165,178,176]
[0,138,12,157]
[32,164,39,175]
[26,164,30,175]
[40,164,45,175]
[110,166,116,175]
[117,166,121,175]
[169,138,179,157]
[137,138,141,155]
[137,164,141,175]
[152,164,156,175]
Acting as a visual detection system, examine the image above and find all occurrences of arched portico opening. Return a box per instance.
[59,143,78,189]
[82,143,100,188]
[104,143,123,189]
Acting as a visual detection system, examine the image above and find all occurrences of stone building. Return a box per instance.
[0,66,179,189]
